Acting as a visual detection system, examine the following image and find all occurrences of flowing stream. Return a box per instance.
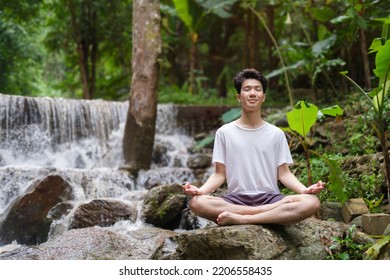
[0,94,196,243]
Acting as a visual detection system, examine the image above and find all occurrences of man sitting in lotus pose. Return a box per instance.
[182,68,325,226]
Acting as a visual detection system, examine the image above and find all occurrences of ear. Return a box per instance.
[236,93,241,102]
[263,94,266,102]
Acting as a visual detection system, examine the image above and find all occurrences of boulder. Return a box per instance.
[0,174,73,245]
[341,198,369,223]
[318,201,343,222]
[68,199,138,229]
[153,217,352,260]
[0,226,175,260]
[187,154,212,169]
[1,217,376,260]
[141,184,187,229]
[362,213,390,235]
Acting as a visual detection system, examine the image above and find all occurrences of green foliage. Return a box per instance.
[321,154,349,203]
[341,17,390,201]
[195,0,238,19]
[191,104,240,152]
[42,0,133,99]
[326,225,372,260]
[158,84,237,105]
[282,100,343,187]
[364,194,384,213]
[364,236,390,260]
[285,101,343,138]
[309,150,385,203]
[0,0,385,103]
[348,132,377,155]
[286,101,318,138]
[172,0,193,32]
[221,108,241,123]
[336,171,383,203]
[193,135,215,152]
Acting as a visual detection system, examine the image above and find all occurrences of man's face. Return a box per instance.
[237,79,266,111]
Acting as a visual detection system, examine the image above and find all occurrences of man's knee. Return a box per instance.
[305,194,321,214]
[188,195,205,213]
[289,194,321,215]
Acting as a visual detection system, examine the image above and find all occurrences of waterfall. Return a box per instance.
[0,94,196,214]
[0,94,127,168]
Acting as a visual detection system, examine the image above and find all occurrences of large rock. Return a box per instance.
[141,184,187,229]
[341,198,369,223]
[68,199,138,229]
[0,174,73,245]
[0,226,175,260]
[153,218,352,260]
[318,201,343,222]
[1,217,377,260]
[362,213,390,235]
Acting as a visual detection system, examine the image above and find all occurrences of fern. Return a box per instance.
[321,154,349,203]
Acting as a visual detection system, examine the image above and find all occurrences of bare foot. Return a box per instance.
[217,211,248,226]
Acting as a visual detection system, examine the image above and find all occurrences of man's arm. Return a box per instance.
[277,163,325,194]
[183,162,226,196]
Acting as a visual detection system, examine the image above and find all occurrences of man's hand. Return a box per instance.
[303,180,325,194]
[182,182,203,196]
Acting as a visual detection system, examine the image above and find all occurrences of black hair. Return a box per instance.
[233,68,268,94]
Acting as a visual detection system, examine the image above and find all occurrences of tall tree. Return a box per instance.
[43,0,133,100]
[67,0,97,99]
[122,0,161,173]
[0,0,45,96]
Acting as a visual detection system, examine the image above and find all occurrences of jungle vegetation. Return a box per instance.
[1,0,389,206]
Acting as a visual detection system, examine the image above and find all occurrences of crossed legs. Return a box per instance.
[189,194,320,226]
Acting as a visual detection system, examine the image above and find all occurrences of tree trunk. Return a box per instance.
[68,0,97,100]
[122,0,161,174]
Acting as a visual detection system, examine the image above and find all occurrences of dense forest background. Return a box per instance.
[1,0,388,106]
[1,1,390,259]
[1,1,390,204]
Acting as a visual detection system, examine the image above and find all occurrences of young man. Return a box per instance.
[182,68,325,226]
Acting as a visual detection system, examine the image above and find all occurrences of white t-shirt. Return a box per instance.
[212,121,293,194]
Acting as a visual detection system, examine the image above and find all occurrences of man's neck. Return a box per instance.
[236,111,264,129]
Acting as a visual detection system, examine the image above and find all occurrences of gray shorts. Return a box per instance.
[221,192,285,206]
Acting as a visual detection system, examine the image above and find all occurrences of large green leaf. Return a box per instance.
[312,7,335,23]
[319,105,343,117]
[286,101,318,137]
[222,108,241,123]
[369,38,383,54]
[374,17,390,40]
[195,0,239,19]
[266,60,305,79]
[371,81,389,110]
[373,39,390,79]
[312,34,337,57]
[172,0,193,31]
[322,155,349,204]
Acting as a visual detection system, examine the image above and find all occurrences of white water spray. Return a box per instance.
[0,94,195,214]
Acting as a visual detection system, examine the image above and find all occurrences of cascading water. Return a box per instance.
[0,94,128,168]
[0,93,196,243]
